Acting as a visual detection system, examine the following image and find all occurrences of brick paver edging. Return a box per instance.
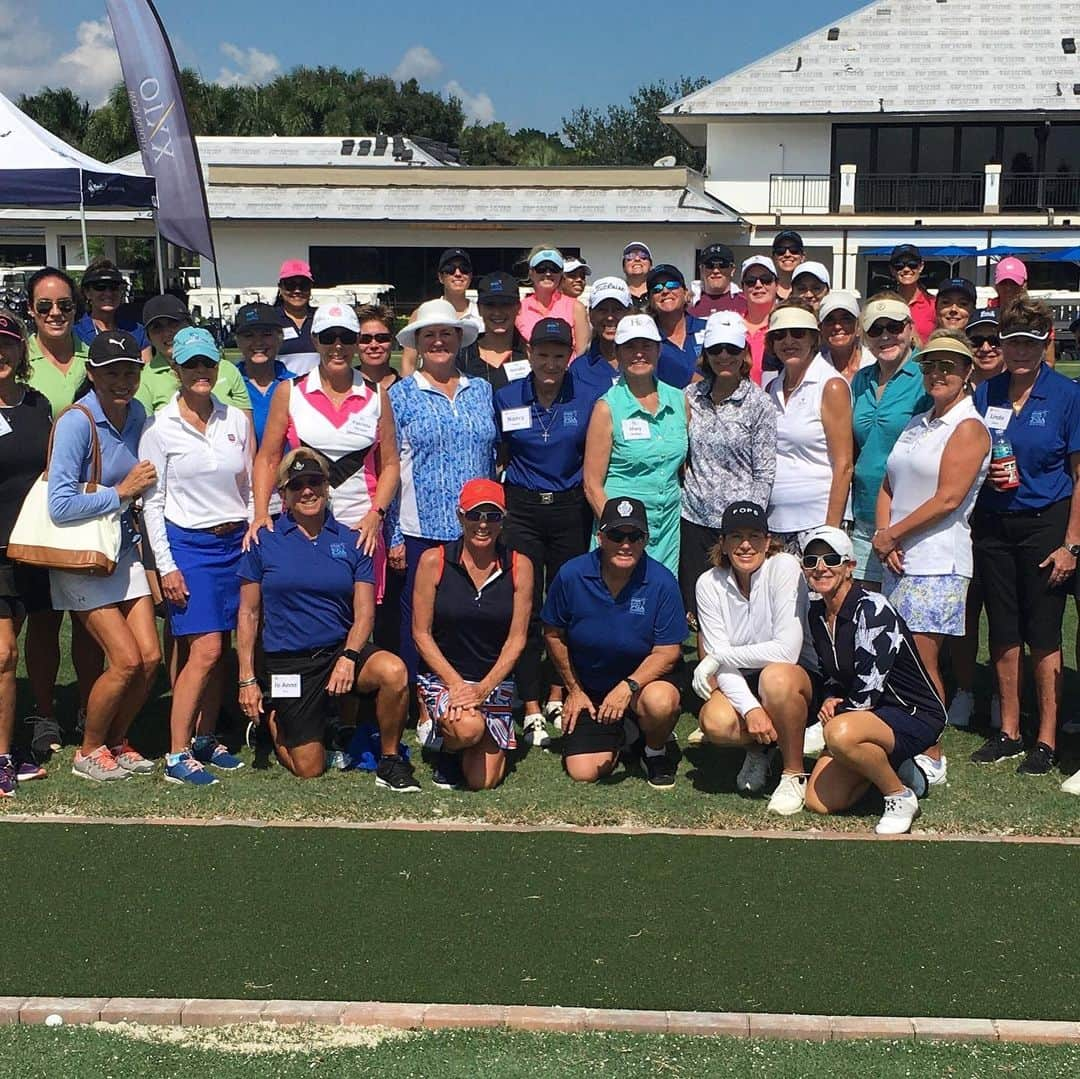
[1,998,1077,1044]
[0,813,1078,845]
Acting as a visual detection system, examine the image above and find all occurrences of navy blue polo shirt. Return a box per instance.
[541,549,687,696]
[237,512,373,652]
[495,370,599,491]
[571,342,622,400]
[657,314,706,389]
[974,364,1080,512]
[237,359,298,445]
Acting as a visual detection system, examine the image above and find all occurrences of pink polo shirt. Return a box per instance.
[515,291,580,352]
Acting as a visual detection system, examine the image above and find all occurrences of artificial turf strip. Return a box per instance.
[1,1028,1079,1079]
[2,825,1077,1021]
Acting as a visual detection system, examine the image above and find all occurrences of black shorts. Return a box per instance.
[0,552,51,620]
[972,499,1069,651]
[561,671,683,758]
[875,706,945,767]
[263,642,380,749]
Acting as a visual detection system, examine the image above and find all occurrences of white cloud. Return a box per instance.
[392,45,443,83]
[57,19,123,105]
[444,79,495,125]
[215,43,281,87]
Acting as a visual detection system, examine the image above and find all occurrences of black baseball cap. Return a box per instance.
[0,313,25,342]
[701,243,735,265]
[234,302,285,331]
[276,449,330,489]
[599,497,649,535]
[772,230,804,252]
[530,318,573,348]
[646,263,687,290]
[890,243,922,264]
[721,500,769,535]
[967,307,999,330]
[476,271,520,304]
[82,265,124,288]
[438,248,472,272]
[936,278,977,305]
[142,294,189,327]
[88,330,142,367]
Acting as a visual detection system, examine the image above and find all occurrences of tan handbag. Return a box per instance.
[8,403,122,576]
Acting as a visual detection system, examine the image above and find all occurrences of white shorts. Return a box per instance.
[50,545,150,612]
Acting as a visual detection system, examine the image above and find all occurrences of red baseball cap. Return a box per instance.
[459,478,505,512]
[278,259,313,282]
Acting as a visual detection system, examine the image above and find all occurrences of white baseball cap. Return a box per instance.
[740,255,778,280]
[311,302,360,335]
[818,291,861,323]
[614,313,662,345]
[589,276,632,310]
[562,258,591,276]
[792,261,831,287]
[702,311,747,350]
[801,525,854,561]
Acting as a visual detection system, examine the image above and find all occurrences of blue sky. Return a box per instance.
[2,0,860,132]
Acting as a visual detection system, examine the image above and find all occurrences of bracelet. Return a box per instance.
[238,677,259,688]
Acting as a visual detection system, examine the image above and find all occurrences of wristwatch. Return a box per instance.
[342,648,364,664]
[624,677,641,694]
[1066,543,1080,557]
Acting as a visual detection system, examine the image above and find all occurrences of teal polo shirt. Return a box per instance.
[850,354,931,523]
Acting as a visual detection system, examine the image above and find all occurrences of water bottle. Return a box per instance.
[991,430,1020,490]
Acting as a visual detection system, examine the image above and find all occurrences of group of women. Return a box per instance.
[0,244,1077,819]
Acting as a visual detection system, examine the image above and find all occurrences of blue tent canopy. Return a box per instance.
[862,246,977,258]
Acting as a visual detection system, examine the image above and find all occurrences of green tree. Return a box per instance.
[561,77,708,168]
[17,87,92,149]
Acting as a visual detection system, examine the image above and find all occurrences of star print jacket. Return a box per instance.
[807,586,946,726]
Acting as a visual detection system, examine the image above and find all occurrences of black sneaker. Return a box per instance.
[969,733,1025,765]
[644,751,677,789]
[431,752,464,790]
[1016,742,1056,776]
[375,754,421,793]
[27,715,62,763]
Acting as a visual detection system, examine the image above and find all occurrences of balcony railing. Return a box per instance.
[1000,173,1080,211]
[853,173,983,213]
[768,174,832,214]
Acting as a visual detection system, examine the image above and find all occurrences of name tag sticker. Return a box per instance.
[503,360,531,382]
[271,674,301,699]
[0,413,11,437]
[282,326,299,340]
[621,418,651,441]
[501,407,532,432]
[984,406,1013,431]
[344,413,376,439]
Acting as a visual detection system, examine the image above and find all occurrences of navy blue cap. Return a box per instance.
[721,500,769,535]
[234,302,285,330]
[772,230,804,252]
[529,317,573,347]
[599,497,649,535]
[890,243,922,263]
[936,278,977,305]
[646,263,686,290]
[476,271,519,304]
[967,306,999,329]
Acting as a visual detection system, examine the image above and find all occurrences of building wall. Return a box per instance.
[704,120,832,213]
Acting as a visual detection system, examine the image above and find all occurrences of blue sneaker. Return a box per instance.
[191,735,244,771]
[164,751,218,787]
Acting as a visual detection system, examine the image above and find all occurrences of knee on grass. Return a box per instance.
[564,752,618,784]
[440,709,486,750]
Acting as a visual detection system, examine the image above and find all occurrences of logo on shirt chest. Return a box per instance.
[1028,410,1047,427]
[629,596,647,615]
[330,543,348,559]
[562,410,578,427]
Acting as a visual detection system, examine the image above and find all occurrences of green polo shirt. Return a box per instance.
[135,354,252,414]
[27,335,90,414]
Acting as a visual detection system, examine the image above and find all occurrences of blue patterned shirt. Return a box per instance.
[387,371,497,544]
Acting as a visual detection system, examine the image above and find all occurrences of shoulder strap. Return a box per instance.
[45,403,103,490]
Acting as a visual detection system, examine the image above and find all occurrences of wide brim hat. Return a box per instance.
[396,298,479,351]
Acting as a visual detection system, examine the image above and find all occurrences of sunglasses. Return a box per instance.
[286,475,326,492]
[767,327,811,342]
[34,299,75,315]
[742,274,776,287]
[866,319,908,338]
[650,280,683,294]
[624,251,649,260]
[802,552,845,569]
[605,528,646,545]
[795,281,828,295]
[772,245,802,256]
[441,263,471,275]
[969,334,1001,350]
[918,357,959,374]
[280,278,311,291]
[890,258,921,271]
[533,264,561,275]
[705,343,744,358]
[703,259,734,271]
[317,329,358,346]
[88,282,122,292]
[463,508,504,523]
[358,332,393,344]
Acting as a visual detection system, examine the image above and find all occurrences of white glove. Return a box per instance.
[692,655,721,701]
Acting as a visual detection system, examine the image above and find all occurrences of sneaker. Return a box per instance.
[522,713,550,748]
[431,752,464,790]
[686,726,707,747]
[542,700,564,732]
[947,690,974,729]
[897,758,929,798]
[111,741,155,775]
[736,746,773,795]
[0,755,17,797]
[13,753,46,782]
[27,715,62,761]
[644,750,676,789]
[1016,742,1056,776]
[72,746,129,782]
[803,721,826,757]
[375,754,421,793]
[914,753,947,787]
[164,751,218,787]
[970,732,1024,765]
[767,772,807,816]
[191,735,244,771]
[875,787,921,835]
[989,695,1001,729]
[1062,768,1080,795]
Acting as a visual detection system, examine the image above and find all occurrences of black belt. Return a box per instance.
[193,520,246,536]
[505,483,584,507]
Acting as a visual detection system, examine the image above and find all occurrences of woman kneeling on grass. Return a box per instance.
[236,449,417,790]
[801,526,946,835]
[412,479,532,791]
[542,497,686,788]
[692,501,819,816]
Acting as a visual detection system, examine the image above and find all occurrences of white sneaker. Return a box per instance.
[914,753,947,787]
[896,758,928,798]
[522,714,550,748]
[767,772,807,816]
[686,726,707,747]
[875,787,921,835]
[990,695,1001,729]
[542,700,563,731]
[1062,768,1080,795]
[803,721,826,757]
[947,690,974,729]
[736,746,773,795]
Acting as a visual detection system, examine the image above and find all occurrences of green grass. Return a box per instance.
[2,825,1077,1019]
[1,1027,1078,1079]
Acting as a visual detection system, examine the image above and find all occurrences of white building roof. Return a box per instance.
[663,0,1080,119]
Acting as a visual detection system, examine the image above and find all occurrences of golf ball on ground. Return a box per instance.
[45,1014,63,1027]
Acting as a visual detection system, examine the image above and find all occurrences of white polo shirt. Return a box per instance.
[139,395,253,574]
